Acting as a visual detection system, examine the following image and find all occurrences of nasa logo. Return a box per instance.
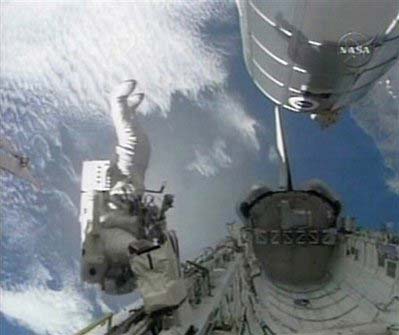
[338,32,374,68]
[339,45,371,55]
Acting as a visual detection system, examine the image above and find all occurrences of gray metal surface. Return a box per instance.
[253,232,399,334]
[75,226,399,335]
[237,0,399,117]
[242,190,339,284]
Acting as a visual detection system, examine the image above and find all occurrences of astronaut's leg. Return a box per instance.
[109,80,151,192]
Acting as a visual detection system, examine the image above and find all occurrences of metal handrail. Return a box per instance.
[75,245,234,335]
[75,313,113,335]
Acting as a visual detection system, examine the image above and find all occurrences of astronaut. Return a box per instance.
[81,81,185,312]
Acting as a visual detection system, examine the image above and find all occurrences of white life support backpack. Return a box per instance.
[129,232,186,313]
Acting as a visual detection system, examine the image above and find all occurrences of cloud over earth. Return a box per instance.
[350,65,399,194]
[0,2,263,334]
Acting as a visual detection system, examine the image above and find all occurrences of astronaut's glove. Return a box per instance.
[158,194,174,221]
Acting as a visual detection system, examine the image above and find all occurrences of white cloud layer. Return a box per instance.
[350,65,399,194]
[1,258,107,335]
[1,1,229,117]
[0,2,263,334]
[268,146,278,163]
[188,139,232,177]
[1,285,94,335]
[209,93,260,151]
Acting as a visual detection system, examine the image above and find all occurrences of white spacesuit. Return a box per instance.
[108,80,150,192]
[80,81,185,312]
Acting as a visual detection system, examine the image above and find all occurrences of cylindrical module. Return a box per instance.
[237,0,399,122]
